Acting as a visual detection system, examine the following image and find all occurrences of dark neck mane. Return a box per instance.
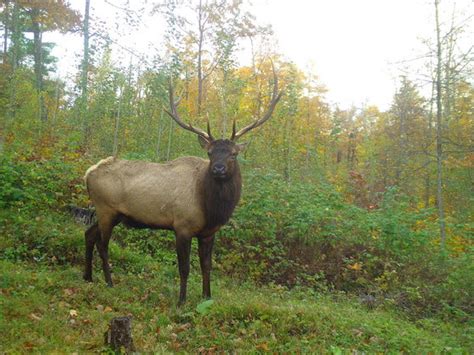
[202,164,242,230]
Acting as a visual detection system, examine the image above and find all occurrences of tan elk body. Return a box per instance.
[85,156,210,235]
[83,70,282,305]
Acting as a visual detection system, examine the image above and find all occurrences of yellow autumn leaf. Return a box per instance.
[347,263,362,271]
[256,342,269,351]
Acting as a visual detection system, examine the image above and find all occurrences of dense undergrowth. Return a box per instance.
[0,131,473,351]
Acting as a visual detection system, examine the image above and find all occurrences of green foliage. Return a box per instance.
[0,154,72,209]
[196,299,215,315]
[209,169,473,319]
[0,260,471,353]
[0,157,26,207]
[0,150,88,264]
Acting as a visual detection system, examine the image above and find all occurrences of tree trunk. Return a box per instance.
[435,0,447,251]
[2,0,9,65]
[443,10,456,122]
[7,2,19,120]
[425,79,436,208]
[243,36,261,160]
[52,78,60,122]
[156,108,165,160]
[166,118,174,161]
[104,316,136,353]
[32,8,47,121]
[220,70,229,137]
[283,116,293,182]
[81,0,91,145]
[197,0,204,117]
[113,88,123,157]
[305,96,311,174]
[424,174,431,208]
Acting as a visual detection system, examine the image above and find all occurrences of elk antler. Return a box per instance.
[231,62,283,141]
[164,83,214,142]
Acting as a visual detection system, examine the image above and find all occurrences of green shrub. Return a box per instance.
[211,170,473,318]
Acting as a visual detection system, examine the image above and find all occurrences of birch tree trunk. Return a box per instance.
[435,0,447,251]
[113,88,123,157]
[81,0,91,145]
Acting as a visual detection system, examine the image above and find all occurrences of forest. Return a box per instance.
[0,0,473,352]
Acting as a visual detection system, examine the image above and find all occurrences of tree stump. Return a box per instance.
[104,316,136,353]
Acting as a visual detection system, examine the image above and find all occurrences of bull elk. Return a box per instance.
[83,71,282,305]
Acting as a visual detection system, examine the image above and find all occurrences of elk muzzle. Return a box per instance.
[211,163,227,179]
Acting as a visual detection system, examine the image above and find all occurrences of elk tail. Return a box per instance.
[66,205,97,226]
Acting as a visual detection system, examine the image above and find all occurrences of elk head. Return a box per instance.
[164,67,283,181]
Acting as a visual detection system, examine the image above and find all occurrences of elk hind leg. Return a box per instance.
[84,222,100,282]
[96,213,118,287]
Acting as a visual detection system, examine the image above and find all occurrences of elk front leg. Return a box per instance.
[198,235,214,299]
[175,236,192,306]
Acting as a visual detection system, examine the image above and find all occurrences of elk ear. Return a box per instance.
[198,135,210,149]
[236,142,248,152]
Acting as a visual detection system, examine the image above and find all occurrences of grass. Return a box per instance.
[1,258,471,353]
